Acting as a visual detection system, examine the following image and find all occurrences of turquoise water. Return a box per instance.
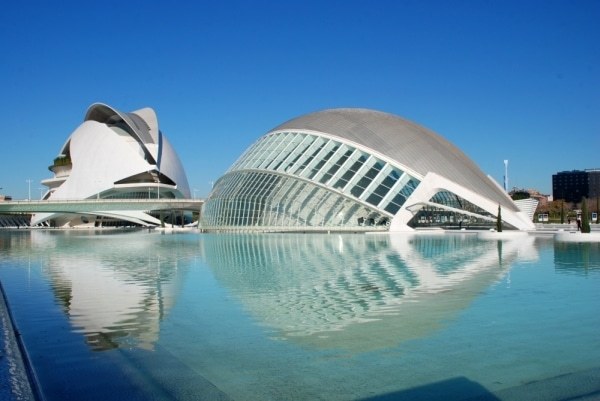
[0,230,599,400]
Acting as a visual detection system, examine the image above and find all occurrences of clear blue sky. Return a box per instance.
[1,0,598,199]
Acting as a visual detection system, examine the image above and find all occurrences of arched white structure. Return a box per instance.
[33,103,190,227]
[201,108,534,231]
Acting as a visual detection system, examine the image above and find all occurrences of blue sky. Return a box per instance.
[1,0,598,199]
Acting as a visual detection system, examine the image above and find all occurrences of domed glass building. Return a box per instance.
[201,108,534,232]
[33,103,191,227]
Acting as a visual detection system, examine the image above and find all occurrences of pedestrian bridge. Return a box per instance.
[0,199,204,214]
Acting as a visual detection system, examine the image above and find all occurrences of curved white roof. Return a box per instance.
[34,103,191,227]
[270,108,517,211]
[84,103,160,163]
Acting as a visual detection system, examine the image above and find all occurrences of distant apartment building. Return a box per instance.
[552,169,600,203]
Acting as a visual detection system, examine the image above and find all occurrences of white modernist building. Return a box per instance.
[201,108,535,232]
[33,103,191,227]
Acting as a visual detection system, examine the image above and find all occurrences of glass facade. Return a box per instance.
[407,191,517,230]
[202,131,422,231]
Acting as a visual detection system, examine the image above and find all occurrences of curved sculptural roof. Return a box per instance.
[270,108,516,211]
[85,103,160,164]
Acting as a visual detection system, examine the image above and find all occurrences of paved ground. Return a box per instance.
[0,282,37,401]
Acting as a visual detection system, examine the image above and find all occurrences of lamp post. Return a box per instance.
[26,179,32,201]
[503,160,509,192]
[39,187,44,200]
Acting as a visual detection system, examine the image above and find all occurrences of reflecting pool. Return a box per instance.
[0,230,599,400]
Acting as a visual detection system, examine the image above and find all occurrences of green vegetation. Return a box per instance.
[560,200,564,224]
[581,197,590,233]
[496,204,502,232]
[510,190,530,201]
[535,197,600,225]
[48,155,72,171]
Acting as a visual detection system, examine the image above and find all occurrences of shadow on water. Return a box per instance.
[357,367,600,401]
[356,376,500,401]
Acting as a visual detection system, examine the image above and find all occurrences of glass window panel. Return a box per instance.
[384,193,407,214]
[366,192,383,206]
[294,137,325,175]
[283,135,316,173]
[271,133,303,171]
[307,145,338,180]
[380,174,398,190]
[350,183,365,198]
[334,154,367,189]
[321,149,352,184]
[319,172,334,184]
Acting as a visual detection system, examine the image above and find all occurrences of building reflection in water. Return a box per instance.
[27,230,192,351]
[554,241,600,275]
[11,230,542,353]
[203,233,538,351]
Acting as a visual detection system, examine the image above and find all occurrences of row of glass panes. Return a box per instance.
[229,131,421,215]
[408,205,505,229]
[103,190,176,199]
[430,191,495,218]
[202,171,388,228]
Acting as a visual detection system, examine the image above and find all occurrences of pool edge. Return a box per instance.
[0,280,44,401]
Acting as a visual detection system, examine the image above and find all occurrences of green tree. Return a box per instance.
[536,199,571,223]
[560,200,564,224]
[510,190,530,201]
[496,204,502,232]
[581,197,591,233]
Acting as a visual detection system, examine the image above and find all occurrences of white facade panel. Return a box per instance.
[32,103,190,227]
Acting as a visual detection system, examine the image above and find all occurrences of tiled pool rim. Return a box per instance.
[0,281,39,401]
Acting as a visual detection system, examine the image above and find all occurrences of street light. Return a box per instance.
[26,179,32,201]
[39,187,44,200]
[503,160,509,192]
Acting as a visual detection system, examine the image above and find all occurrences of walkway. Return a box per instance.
[0,199,203,214]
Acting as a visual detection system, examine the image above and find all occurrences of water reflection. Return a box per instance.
[204,233,537,351]
[0,230,542,353]
[4,230,193,351]
[554,241,600,274]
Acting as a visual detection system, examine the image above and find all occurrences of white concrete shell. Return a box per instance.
[33,103,190,227]
[202,108,534,231]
